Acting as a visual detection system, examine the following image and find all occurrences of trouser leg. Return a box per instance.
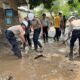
[54,28,57,41]
[5,31,22,58]
[33,38,38,50]
[58,28,61,41]
[12,44,22,58]
[9,38,22,58]
[78,35,80,57]
[33,39,42,50]
[43,27,46,43]
[56,28,60,41]
[45,27,48,42]
[26,34,32,47]
[37,41,42,48]
[24,33,32,47]
[69,46,73,60]
[69,30,77,60]
[33,28,42,51]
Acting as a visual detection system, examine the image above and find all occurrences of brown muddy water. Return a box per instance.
[0,41,80,80]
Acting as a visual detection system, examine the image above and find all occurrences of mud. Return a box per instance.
[0,41,80,80]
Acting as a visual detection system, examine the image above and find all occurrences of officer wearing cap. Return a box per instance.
[41,13,50,43]
[23,14,33,49]
[68,16,80,60]
[5,22,28,59]
[27,12,43,52]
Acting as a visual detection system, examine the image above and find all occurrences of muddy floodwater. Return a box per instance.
[0,40,80,80]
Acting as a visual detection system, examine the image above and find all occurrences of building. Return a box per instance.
[0,0,27,27]
[0,0,27,41]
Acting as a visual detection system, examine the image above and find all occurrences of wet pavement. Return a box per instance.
[0,40,80,80]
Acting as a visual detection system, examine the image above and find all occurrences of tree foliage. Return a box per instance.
[29,0,55,9]
[29,0,80,17]
[68,0,74,4]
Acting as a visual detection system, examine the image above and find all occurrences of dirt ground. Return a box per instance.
[0,40,80,80]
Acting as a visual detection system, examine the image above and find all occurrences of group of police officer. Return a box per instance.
[4,12,80,60]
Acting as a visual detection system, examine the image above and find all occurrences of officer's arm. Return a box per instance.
[19,34,25,44]
[17,30,25,44]
[37,19,43,31]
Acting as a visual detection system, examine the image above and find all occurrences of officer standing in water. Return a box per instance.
[28,13,43,52]
[5,21,28,59]
[68,16,80,60]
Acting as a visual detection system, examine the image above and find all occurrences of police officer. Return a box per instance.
[5,21,28,59]
[29,13,43,52]
[68,16,80,60]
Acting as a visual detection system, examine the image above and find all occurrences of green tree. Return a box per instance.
[67,0,80,16]
[29,0,55,9]
[29,0,80,18]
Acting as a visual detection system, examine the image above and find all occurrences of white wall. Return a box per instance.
[18,10,27,23]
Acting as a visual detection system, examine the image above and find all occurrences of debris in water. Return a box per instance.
[34,54,45,59]
[69,69,74,72]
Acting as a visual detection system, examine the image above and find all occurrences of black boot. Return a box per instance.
[69,47,73,60]
[79,46,80,57]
